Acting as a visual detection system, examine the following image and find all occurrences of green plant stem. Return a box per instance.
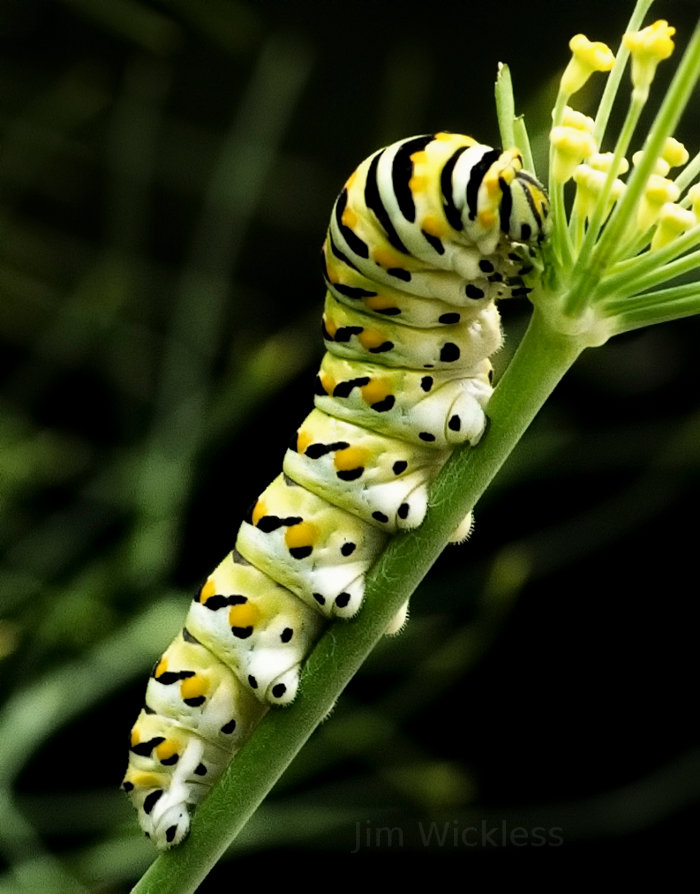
[130,308,584,894]
[495,63,516,150]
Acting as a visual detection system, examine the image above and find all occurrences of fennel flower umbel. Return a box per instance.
[536,6,699,346]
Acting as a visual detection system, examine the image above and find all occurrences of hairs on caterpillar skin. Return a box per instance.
[122,132,550,849]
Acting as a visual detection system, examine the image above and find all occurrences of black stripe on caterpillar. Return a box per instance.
[122,132,550,849]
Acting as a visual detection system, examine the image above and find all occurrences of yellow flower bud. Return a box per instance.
[660,137,689,169]
[573,164,626,221]
[561,34,615,95]
[650,202,696,250]
[632,150,669,177]
[637,175,680,231]
[623,20,675,92]
[632,138,688,178]
[588,152,629,177]
[550,108,597,183]
[560,107,595,132]
[551,128,597,183]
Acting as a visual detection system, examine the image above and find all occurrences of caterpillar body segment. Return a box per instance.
[186,552,325,706]
[284,408,450,532]
[123,132,550,849]
[315,353,493,450]
[236,473,387,619]
[321,294,505,370]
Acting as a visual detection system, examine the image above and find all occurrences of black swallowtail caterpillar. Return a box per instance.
[122,132,550,849]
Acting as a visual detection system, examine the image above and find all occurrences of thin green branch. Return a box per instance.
[608,288,700,333]
[569,93,647,285]
[513,117,535,173]
[598,226,700,296]
[675,148,700,194]
[609,250,700,303]
[548,98,575,270]
[130,310,583,894]
[605,277,700,319]
[495,63,535,176]
[590,0,654,146]
[495,63,516,151]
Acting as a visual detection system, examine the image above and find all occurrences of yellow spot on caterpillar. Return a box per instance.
[483,171,501,198]
[130,728,141,747]
[154,657,168,679]
[435,131,461,142]
[484,149,523,200]
[318,371,334,394]
[365,295,398,313]
[180,674,207,702]
[361,379,391,406]
[323,246,340,281]
[409,149,428,186]
[229,600,262,629]
[297,429,314,454]
[334,445,369,472]
[155,739,179,763]
[198,579,217,604]
[372,246,404,269]
[358,329,388,351]
[129,772,162,789]
[342,205,358,229]
[421,214,446,237]
[478,209,497,230]
[322,313,337,339]
[251,500,267,526]
[411,150,428,166]
[501,165,517,186]
[482,150,521,204]
[325,267,339,284]
[285,520,318,550]
[345,170,357,190]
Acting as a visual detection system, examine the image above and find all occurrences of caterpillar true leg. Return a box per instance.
[123,132,549,849]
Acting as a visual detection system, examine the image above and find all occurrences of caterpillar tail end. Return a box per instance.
[141,790,191,850]
[122,769,194,851]
[122,710,211,850]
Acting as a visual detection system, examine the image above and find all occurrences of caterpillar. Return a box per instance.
[122,132,550,849]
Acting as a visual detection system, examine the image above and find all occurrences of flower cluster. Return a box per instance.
[540,5,699,343]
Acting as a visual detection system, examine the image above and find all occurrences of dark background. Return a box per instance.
[0,1,698,890]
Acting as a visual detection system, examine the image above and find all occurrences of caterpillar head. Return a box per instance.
[460,146,550,254]
[488,148,551,247]
[503,166,551,246]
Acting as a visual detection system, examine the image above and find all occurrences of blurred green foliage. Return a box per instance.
[0,1,698,890]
